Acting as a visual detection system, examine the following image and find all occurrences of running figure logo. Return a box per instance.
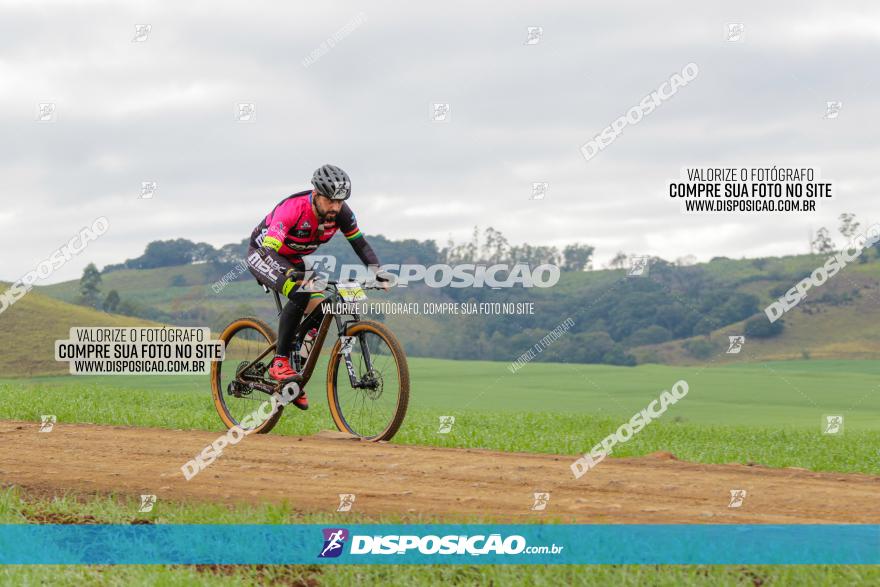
[132,24,152,42]
[823,415,843,435]
[524,26,543,45]
[824,101,842,119]
[337,494,356,512]
[727,23,744,42]
[318,528,349,558]
[338,336,355,356]
[628,256,649,276]
[530,182,548,200]
[36,103,57,122]
[727,336,745,354]
[438,415,455,434]
[138,495,157,513]
[431,103,450,122]
[531,492,550,511]
[728,489,747,508]
[39,415,56,432]
[140,181,157,199]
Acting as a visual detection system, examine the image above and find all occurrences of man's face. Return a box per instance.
[313,192,344,220]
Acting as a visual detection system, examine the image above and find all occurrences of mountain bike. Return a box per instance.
[210,280,410,441]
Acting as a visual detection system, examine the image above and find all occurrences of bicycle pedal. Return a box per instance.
[276,381,303,405]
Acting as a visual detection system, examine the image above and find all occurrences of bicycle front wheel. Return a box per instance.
[326,320,409,441]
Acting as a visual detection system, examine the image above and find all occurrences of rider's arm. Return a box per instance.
[336,203,380,268]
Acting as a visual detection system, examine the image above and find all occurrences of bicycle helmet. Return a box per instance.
[311,164,351,200]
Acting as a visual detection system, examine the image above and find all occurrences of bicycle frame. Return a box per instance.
[234,282,376,393]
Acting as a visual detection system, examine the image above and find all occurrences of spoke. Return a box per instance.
[333,330,400,438]
[218,326,274,429]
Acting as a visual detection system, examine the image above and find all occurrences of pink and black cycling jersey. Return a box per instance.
[249,190,379,266]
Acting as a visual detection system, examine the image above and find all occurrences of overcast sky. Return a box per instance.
[2,0,879,283]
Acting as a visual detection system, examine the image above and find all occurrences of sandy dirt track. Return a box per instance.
[2,420,878,523]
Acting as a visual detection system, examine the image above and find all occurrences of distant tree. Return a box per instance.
[562,243,595,271]
[102,290,120,313]
[744,314,784,338]
[626,325,672,346]
[838,212,861,240]
[683,338,717,359]
[79,263,102,308]
[481,227,510,263]
[442,227,479,264]
[811,227,835,255]
[117,298,141,317]
[508,243,560,266]
[119,239,220,269]
[608,251,628,269]
[169,274,187,287]
[715,293,761,325]
[442,226,562,267]
[674,255,697,267]
[215,238,250,265]
[191,241,219,263]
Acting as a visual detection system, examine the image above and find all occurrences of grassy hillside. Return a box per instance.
[35,247,880,365]
[39,263,224,303]
[0,284,160,377]
[634,262,880,364]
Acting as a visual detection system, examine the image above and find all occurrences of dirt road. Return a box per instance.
[2,421,878,523]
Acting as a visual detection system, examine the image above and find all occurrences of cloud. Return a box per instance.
[1,0,878,283]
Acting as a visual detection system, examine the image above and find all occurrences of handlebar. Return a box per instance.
[322,279,390,290]
[265,278,387,316]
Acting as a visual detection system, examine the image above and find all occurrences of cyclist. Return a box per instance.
[246,164,384,410]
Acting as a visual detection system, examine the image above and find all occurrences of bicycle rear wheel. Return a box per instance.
[325,320,409,441]
[210,316,284,434]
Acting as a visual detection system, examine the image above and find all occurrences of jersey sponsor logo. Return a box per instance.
[263,236,283,251]
[255,228,268,246]
[247,250,280,281]
[293,219,312,238]
[285,241,319,252]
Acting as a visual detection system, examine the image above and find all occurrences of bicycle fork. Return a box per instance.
[334,316,375,389]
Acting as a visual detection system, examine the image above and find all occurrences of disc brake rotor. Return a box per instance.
[362,370,384,400]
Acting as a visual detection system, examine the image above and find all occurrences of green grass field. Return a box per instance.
[3,358,880,584]
[2,357,879,475]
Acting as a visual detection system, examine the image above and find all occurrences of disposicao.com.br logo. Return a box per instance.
[318,528,349,558]
[318,528,563,558]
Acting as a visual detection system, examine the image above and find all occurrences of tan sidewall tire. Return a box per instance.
[325,320,410,441]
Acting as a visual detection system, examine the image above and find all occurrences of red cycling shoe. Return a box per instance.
[268,356,309,410]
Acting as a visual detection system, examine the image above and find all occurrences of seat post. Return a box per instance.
[261,283,283,316]
[273,290,283,316]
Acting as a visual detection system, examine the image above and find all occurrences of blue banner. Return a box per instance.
[0,524,877,565]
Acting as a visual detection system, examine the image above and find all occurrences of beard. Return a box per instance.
[318,205,337,220]
[313,196,339,220]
